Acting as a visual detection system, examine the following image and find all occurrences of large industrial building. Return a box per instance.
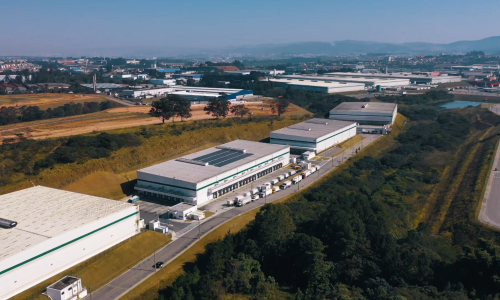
[276,74,409,88]
[121,86,253,101]
[135,140,290,205]
[325,72,462,84]
[270,119,357,154]
[268,78,366,93]
[329,102,398,126]
[0,186,140,300]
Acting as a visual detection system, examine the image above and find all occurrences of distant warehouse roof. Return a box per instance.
[330,102,398,126]
[271,119,356,140]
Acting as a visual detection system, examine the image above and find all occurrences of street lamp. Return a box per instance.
[198,219,201,239]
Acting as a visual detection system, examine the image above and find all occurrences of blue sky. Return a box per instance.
[2,0,500,55]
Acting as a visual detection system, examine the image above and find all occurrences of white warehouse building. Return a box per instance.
[270,119,357,154]
[135,140,290,205]
[276,74,409,88]
[330,102,398,126]
[268,78,366,93]
[0,186,140,300]
[327,72,463,84]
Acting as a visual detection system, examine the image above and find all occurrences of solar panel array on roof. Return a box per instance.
[192,149,254,167]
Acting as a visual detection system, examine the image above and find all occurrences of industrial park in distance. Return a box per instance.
[3,1,500,300]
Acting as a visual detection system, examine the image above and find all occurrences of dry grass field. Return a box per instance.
[0,93,108,109]
[0,102,310,142]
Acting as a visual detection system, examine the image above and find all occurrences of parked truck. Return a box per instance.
[272,186,280,193]
[283,173,289,179]
[251,188,259,195]
[277,175,285,181]
[251,194,260,201]
[302,170,311,179]
[227,199,234,206]
[271,179,279,185]
[292,176,302,184]
[280,181,292,190]
[260,189,272,198]
[236,196,252,207]
[289,170,296,176]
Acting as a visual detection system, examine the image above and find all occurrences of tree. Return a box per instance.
[149,95,192,123]
[269,99,290,116]
[204,97,230,119]
[149,97,176,124]
[230,104,250,118]
[175,96,192,121]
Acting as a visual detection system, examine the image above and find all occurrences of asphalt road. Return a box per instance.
[87,134,380,300]
[479,106,500,228]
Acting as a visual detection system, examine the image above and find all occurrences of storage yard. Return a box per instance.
[0,186,140,300]
[270,118,357,153]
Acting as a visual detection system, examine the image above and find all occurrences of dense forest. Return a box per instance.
[153,109,500,300]
[0,101,119,126]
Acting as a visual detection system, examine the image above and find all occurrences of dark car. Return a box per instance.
[155,261,164,269]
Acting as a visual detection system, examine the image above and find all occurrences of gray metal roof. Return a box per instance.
[0,186,134,260]
[271,119,356,140]
[138,140,289,184]
[170,203,196,212]
[330,102,397,114]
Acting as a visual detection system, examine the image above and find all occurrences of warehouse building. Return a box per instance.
[270,119,357,154]
[326,72,462,84]
[172,86,254,101]
[122,87,173,99]
[276,74,409,88]
[329,102,398,126]
[135,140,290,205]
[268,78,365,93]
[0,186,140,300]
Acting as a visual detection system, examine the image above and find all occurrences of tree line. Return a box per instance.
[154,110,500,300]
[149,95,291,123]
[0,101,118,126]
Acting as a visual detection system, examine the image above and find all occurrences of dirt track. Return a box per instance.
[0,102,310,142]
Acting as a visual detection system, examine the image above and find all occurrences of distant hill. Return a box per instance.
[216,36,500,55]
[70,36,500,57]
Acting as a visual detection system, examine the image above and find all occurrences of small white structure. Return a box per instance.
[122,87,173,99]
[190,211,206,220]
[302,151,315,160]
[46,276,87,300]
[168,203,198,220]
[149,220,168,234]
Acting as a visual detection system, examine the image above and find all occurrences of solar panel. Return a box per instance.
[192,150,254,167]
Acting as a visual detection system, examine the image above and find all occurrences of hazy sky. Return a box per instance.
[2,0,500,56]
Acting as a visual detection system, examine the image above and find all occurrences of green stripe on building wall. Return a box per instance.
[0,211,139,276]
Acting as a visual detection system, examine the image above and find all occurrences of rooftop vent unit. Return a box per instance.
[288,126,311,131]
[0,217,17,229]
[306,120,328,125]
[215,146,246,153]
[176,158,209,166]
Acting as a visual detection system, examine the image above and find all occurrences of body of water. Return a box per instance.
[440,100,490,109]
